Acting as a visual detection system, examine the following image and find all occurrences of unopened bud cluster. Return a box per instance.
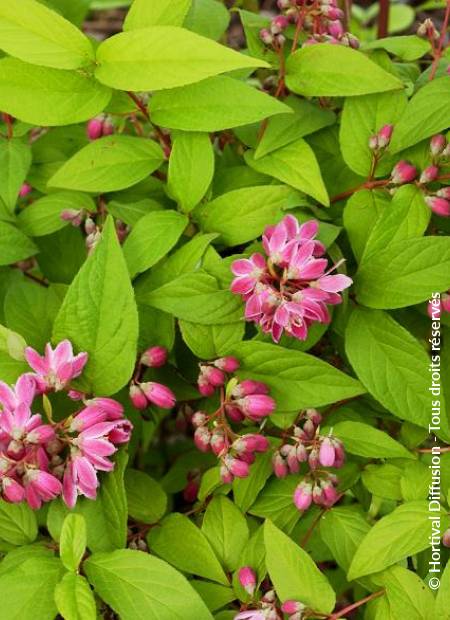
[368,124,393,152]
[129,345,176,410]
[272,409,344,511]
[423,134,450,217]
[86,114,114,140]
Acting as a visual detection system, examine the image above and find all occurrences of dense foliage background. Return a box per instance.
[0,0,449,618]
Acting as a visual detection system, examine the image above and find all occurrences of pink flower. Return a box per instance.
[1,476,25,503]
[214,356,240,372]
[235,611,265,620]
[140,382,176,409]
[425,196,450,217]
[232,380,269,398]
[129,384,148,410]
[62,456,98,508]
[231,254,267,296]
[430,134,447,156]
[390,160,417,185]
[23,469,62,510]
[87,117,103,140]
[238,566,257,596]
[294,481,313,511]
[419,165,439,184]
[19,183,32,198]
[319,437,336,467]
[24,340,88,392]
[235,394,275,421]
[0,373,35,412]
[140,346,168,368]
[273,452,288,478]
[281,601,304,615]
[377,124,394,148]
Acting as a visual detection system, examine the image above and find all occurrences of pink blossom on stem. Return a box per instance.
[377,124,394,148]
[214,356,240,372]
[425,195,450,217]
[390,160,417,185]
[238,566,257,596]
[294,481,313,511]
[19,183,32,198]
[24,340,88,392]
[419,165,439,184]
[140,382,176,409]
[430,134,447,156]
[140,346,168,368]
[23,469,62,510]
[235,394,276,421]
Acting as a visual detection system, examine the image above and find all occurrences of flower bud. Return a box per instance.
[192,411,207,427]
[183,478,199,503]
[87,117,103,140]
[198,377,215,397]
[417,18,439,40]
[271,15,289,34]
[419,165,439,184]
[281,601,305,615]
[141,346,168,368]
[294,481,312,511]
[211,429,228,456]
[225,405,245,423]
[296,442,308,462]
[308,446,320,469]
[60,208,84,227]
[391,160,417,185]
[129,384,147,410]
[305,408,322,426]
[225,456,250,478]
[286,446,300,474]
[312,482,324,505]
[319,437,336,467]
[140,382,176,409]
[442,527,450,548]
[232,380,269,398]
[102,117,114,136]
[194,426,211,452]
[214,356,240,372]
[425,195,450,217]
[238,566,257,596]
[322,480,339,506]
[220,464,234,484]
[430,134,447,156]
[303,419,316,438]
[328,20,344,39]
[19,183,32,198]
[201,365,226,387]
[377,124,394,148]
[237,394,275,420]
[260,28,273,45]
[273,452,288,478]
[235,434,269,453]
[437,187,450,199]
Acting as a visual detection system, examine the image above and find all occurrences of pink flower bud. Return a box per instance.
[319,437,336,467]
[377,124,394,148]
[192,411,207,427]
[140,346,168,368]
[232,380,269,398]
[2,477,25,503]
[140,382,176,409]
[332,438,345,467]
[183,478,199,503]
[328,20,344,38]
[308,446,320,469]
[214,356,240,372]
[237,394,275,420]
[225,456,250,478]
[211,429,228,456]
[225,405,245,423]
[198,378,215,397]
[437,187,450,199]
[303,419,316,438]
[129,384,147,410]
[322,480,339,507]
[220,464,234,484]
[391,160,417,185]
[305,408,322,426]
[425,196,450,217]
[235,434,270,453]
[419,165,439,184]
[296,443,308,462]
[312,482,324,505]
[273,452,288,478]
[19,183,32,198]
[443,527,450,548]
[87,117,103,140]
[202,366,226,387]
[294,481,312,511]
[430,134,447,156]
[287,446,300,474]
[322,6,343,19]
[60,208,84,227]
[102,117,114,136]
[281,601,304,614]
[260,28,273,45]
[238,566,257,596]
[194,426,211,452]
[68,390,85,400]
[271,15,289,33]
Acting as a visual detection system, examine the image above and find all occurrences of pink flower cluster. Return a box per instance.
[272,409,344,511]
[86,114,114,140]
[368,124,393,151]
[231,216,352,343]
[234,581,305,620]
[192,358,275,483]
[260,0,359,49]
[0,341,132,510]
[129,345,176,410]
[423,134,450,217]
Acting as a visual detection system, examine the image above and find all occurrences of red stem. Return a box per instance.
[329,590,385,620]
[430,1,450,81]
[377,0,389,38]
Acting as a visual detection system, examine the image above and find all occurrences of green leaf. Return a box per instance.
[184,0,229,41]
[124,0,191,30]
[194,185,300,246]
[331,421,414,459]
[390,77,450,153]
[150,75,291,131]
[286,44,403,97]
[124,469,167,524]
[348,501,437,580]
[0,556,63,620]
[362,463,403,501]
[18,191,96,237]
[0,138,32,214]
[435,560,450,619]
[0,499,38,546]
[320,506,371,573]
[167,132,214,212]
[346,308,448,436]
[0,58,112,126]
[147,513,228,585]
[0,0,94,69]
[374,566,435,620]
[229,341,365,411]
[190,581,235,613]
[0,220,37,266]
[362,36,431,61]
[0,323,27,361]
[49,136,164,193]
[245,139,329,206]
[361,185,430,261]
[355,237,450,308]
[123,210,188,278]
[340,90,407,177]
[233,450,273,513]
[179,320,244,359]
[84,549,213,620]
[54,573,96,620]
[140,271,242,325]
[344,189,390,262]
[95,26,266,92]
[264,520,336,614]
[53,217,138,395]
[60,514,87,572]
[249,476,300,532]
[202,496,249,571]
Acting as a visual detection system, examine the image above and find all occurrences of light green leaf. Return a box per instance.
[348,502,437,580]
[390,77,450,153]
[147,513,228,585]
[362,463,403,501]
[124,0,191,30]
[233,450,273,514]
[249,477,300,532]
[362,36,431,61]
[60,514,87,572]
[53,217,138,395]
[331,421,414,459]
[345,307,447,436]
[435,560,450,619]
[184,0,229,41]
[194,185,300,246]
[343,189,390,262]
[0,0,94,69]
[229,341,365,411]
[202,496,249,571]
[0,499,38,546]
[286,44,403,97]
[190,581,235,613]
[84,549,213,620]
[18,191,95,237]
[95,26,266,92]
[54,573,96,620]
[0,220,37,265]
[179,320,244,359]
[0,58,112,126]
[0,138,31,213]
[355,237,450,308]
[264,520,336,614]
[150,75,291,131]
[245,139,329,206]
[125,469,167,525]
[0,323,27,361]
[123,210,188,278]
[320,506,371,573]
[49,136,164,193]
[374,566,435,620]
[0,556,63,620]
